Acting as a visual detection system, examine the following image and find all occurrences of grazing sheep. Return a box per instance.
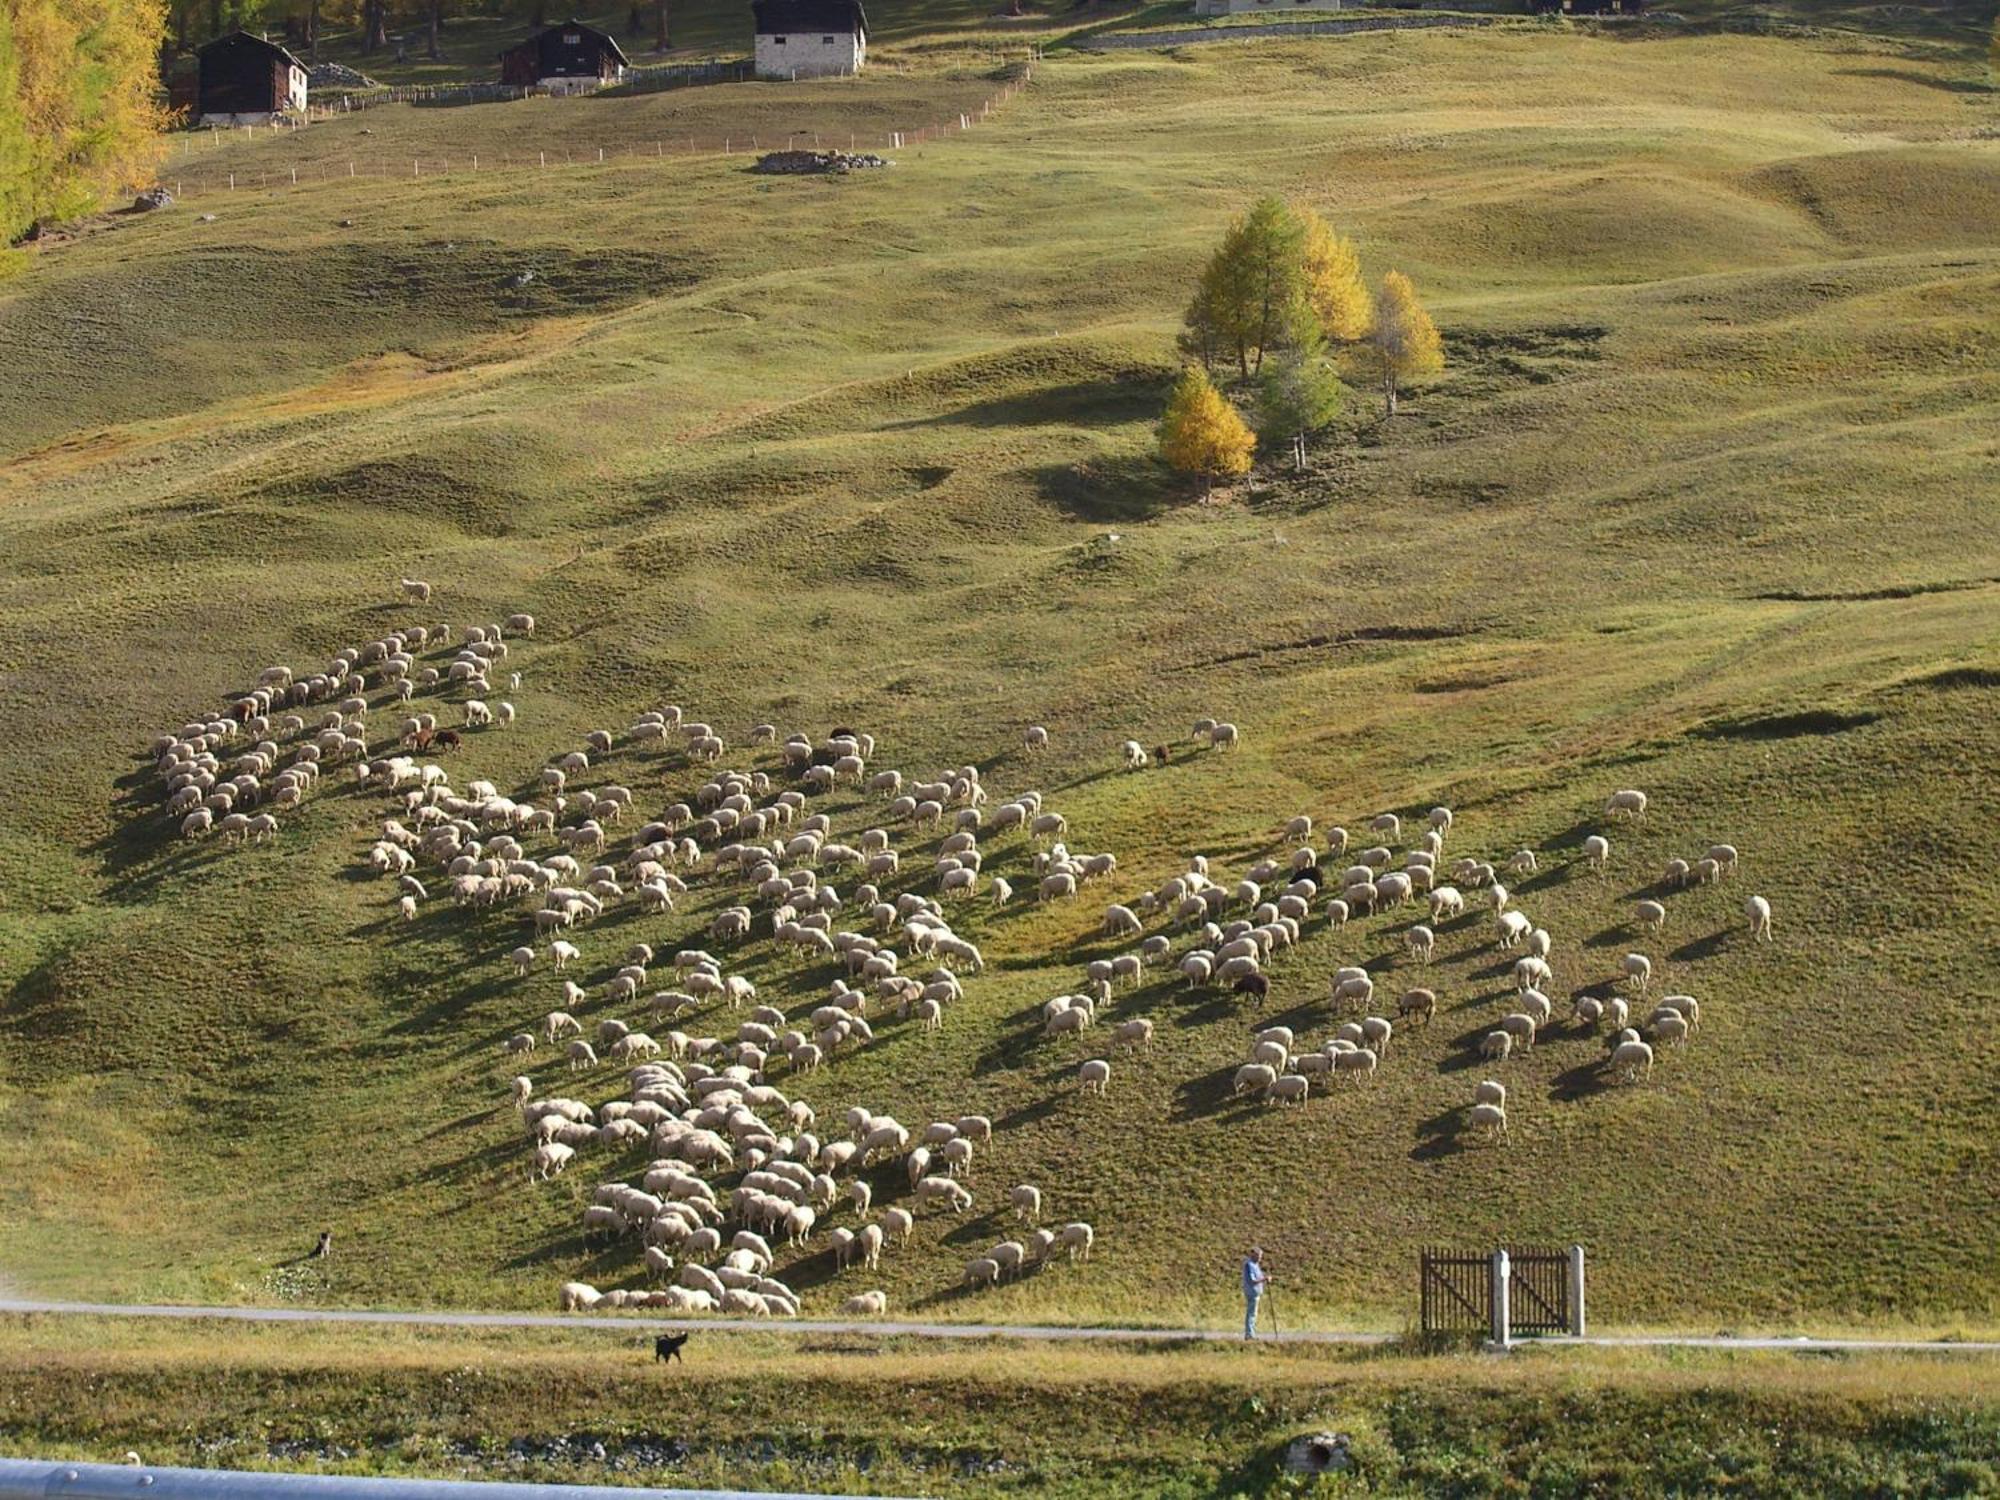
[1397,988,1437,1026]
[1467,1102,1508,1144]
[1635,899,1666,933]
[1370,812,1401,840]
[1404,924,1435,965]
[1620,952,1653,993]
[1111,1017,1154,1051]
[503,1033,536,1057]
[566,1040,598,1071]
[1208,722,1240,751]
[558,1280,600,1310]
[1663,857,1691,889]
[1706,844,1740,877]
[1267,1074,1311,1105]
[914,1176,974,1214]
[1078,1059,1112,1097]
[1605,789,1648,821]
[1746,894,1772,941]
[1120,740,1147,771]
[1581,835,1610,871]
[965,1256,1001,1290]
[842,1290,888,1316]
[1011,1184,1042,1224]
[1333,1047,1378,1082]
[1508,849,1538,875]
[1474,1079,1506,1107]
[1058,1221,1095,1262]
[881,1207,915,1244]
[1649,1011,1691,1048]
[1608,1038,1655,1084]
[1480,1030,1513,1063]
[1234,1063,1278,1097]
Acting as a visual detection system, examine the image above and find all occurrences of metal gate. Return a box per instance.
[1420,1245,1584,1341]
[1418,1247,1493,1336]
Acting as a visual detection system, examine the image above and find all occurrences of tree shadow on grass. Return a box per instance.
[1030,452,1188,525]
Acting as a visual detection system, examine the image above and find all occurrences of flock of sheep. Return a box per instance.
[142,587,1777,1324]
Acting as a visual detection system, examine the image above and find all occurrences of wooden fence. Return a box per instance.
[1419,1245,1585,1342]
[153,63,1034,203]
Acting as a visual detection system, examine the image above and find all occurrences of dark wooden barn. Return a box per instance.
[498,20,631,90]
[195,31,309,123]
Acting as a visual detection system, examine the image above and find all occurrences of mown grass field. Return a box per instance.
[3,1317,1998,1496]
[0,12,1997,1338]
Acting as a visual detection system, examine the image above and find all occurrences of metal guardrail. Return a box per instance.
[0,1461,921,1500]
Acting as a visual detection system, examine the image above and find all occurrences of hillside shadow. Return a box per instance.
[1831,66,1995,95]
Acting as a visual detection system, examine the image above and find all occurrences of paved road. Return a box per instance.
[4,1298,1998,1353]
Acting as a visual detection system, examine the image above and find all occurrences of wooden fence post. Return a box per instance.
[1488,1248,1510,1349]
[1567,1245,1586,1337]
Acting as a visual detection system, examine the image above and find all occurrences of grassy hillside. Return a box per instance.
[1,22,1997,1333]
[5,1319,2000,1496]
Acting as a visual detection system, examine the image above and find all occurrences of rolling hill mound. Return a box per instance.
[0,21,1996,1331]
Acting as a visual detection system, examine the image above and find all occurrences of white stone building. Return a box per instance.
[752,0,868,79]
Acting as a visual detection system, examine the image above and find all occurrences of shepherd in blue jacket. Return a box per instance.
[1242,1246,1268,1340]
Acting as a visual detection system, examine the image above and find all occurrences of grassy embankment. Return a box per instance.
[3,1317,1999,1496]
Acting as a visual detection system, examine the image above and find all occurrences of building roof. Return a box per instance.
[503,19,633,68]
[196,30,308,72]
[751,0,869,37]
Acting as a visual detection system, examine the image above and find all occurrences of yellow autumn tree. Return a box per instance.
[3,0,169,249]
[1367,269,1444,417]
[1159,365,1256,493]
[1299,207,1371,343]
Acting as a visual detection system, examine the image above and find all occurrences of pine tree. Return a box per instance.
[1298,207,1371,343]
[1258,336,1346,472]
[1367,270,1444,418]
[1160,365,1256,493]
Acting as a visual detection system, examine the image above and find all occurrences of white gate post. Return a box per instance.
[1567,1244,1586,1337]
[1489,1248,1511,1348]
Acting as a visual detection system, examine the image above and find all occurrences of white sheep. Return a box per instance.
[1619,952,1653,993]
[1604,788,1648,820]
[842,1290,888,1316]
[1058,1221,1094,1262]
[1023,725,1050,753]
[1582,834,1610,871]
[1608,1037,1654,1083]
[1635,899,1666,933]
[1404,924,1435,965]
[1120,739,1147,770]
[1078,1058,1111,1096]
[1467,1102,1508,1144]
[1746,894,1772,941]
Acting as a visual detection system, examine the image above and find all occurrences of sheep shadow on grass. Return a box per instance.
[1438,1025,1505,1075]
[1549,1055,1614,1103]
[1171,1063,1263,1123]
[1581,923,1634,951]
[1409,1106,1468,1162]
[1670,928,1734,965]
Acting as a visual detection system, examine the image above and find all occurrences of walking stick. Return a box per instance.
[1266,1280,1280,1335]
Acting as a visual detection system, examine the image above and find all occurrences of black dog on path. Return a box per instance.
[654,1333,689,1365]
